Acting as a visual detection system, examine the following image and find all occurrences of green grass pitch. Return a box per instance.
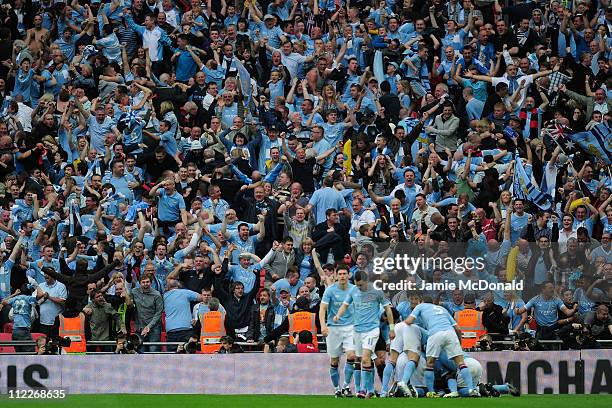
[1,394,611,408]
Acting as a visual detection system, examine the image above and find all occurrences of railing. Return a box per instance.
[1,338,611,354]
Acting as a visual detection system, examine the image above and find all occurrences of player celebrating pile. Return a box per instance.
[404,297,480,398]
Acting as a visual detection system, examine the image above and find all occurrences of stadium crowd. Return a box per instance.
[0,0,610,380]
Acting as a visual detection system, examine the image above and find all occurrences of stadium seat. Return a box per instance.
[3,323,13,334]
[0,333,15,353]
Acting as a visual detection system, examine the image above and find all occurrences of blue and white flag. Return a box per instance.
[84,157,101,180]
[569,121,612,165]
[235,59,251,108]
[119,109,143,131]
[513,152,552,210]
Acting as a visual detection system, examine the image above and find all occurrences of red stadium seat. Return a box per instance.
[0,333,15,353]
[2,323,13,334]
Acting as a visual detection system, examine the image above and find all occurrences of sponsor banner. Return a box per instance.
[0,351,610,394]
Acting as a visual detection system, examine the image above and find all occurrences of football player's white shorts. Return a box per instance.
[326,325,355,358]
[395,353,427,387]
[354,327,380,357]
[426,329,463,359]
[457,357,482,388]
[390,322,422,354]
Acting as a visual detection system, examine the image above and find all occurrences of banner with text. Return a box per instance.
[0,351,610,394]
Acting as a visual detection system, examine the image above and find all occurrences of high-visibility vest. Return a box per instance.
[454,309,487,349]
[199,311,226,353]
[58,314,87,353]
[287,311,317,346]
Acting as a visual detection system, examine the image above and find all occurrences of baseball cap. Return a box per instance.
[279,288,290,294]
[267,123,280,132]
[190,140,203,150]
[508,114,522,123]
[238,253,251,259]
[264,14,275,20]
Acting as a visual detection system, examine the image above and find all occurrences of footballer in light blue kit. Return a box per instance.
[404,299,480,398]
[320,265,357,397]
[436,351,519,397]
[334,271,395,399]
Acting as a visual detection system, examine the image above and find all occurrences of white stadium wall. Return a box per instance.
[0,351,611,395]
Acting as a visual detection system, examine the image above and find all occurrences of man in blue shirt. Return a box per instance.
[27,245,61,283]
[228,248,274,295]
[76,101,120,154]
[404,298,479,397]
[163,280,203,343]
[102,160,139,204]
[38,272,68,337]
[515,281,577,340]
[2,284,47,352]
[320,265,357,397]
[334,271,395,399]
[307,177,347,224]
[149,178,189,232]
[510,199,530,244]
[172,36,198,82]
[224,214,266,265]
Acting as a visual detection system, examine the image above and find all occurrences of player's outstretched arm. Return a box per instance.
[404,315,416,325]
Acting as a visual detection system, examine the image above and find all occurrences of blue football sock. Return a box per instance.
[381,362,395,393]
[458,388,470,397]
[354,363,361,391]
[330,365,340,389]
[416,387,426,397]
[447,378,458,393]
[425,368,435,392]
[401,360,417,384]
[494,384,510,393]
[458,365,474,390]
[343,362,355,388]
[365,368,375,394]
[360,368,369,393]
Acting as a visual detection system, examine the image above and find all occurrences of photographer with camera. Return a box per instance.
[115,333,140,354]
[176,335,198,354]
[36,334,72,355]
[264,336,297,353]
[567,305,612,349]
[36,336,53,355]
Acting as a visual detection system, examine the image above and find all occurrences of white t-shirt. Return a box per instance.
[491,74,533,109]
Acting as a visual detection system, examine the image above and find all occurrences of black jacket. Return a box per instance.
[478,304,510,335]
[311,219,351,254]
[43,260,119,311]
[246,303,275,342]
[213,259,261,334]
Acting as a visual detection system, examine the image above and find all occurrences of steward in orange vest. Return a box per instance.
[198,298,227,353]
[58,313,87,353]
[454,306,486,349]
[263,296,320,345]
